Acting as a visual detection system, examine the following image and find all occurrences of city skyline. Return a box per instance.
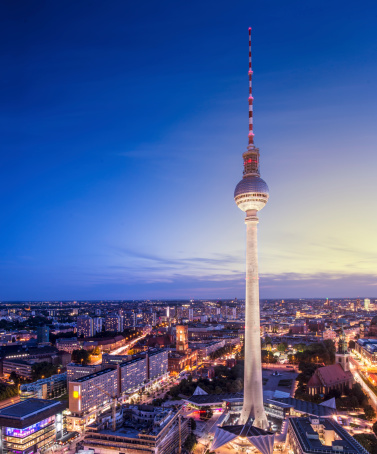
[1,0,377,300]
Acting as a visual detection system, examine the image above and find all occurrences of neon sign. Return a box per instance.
[5,416,55,438]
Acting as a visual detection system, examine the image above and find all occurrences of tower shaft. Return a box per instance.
[239,210,268,429]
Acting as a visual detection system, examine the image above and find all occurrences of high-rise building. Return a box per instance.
[233,27,269,430]
[69,368,118,416]
[105,314,121,332]
[364,298,370,311]
[119,356,148,394]
[77,315,94,338]
[37,325,50,343]
[147,349,168,380]
[188,308,194,321]
[93,316,103,334]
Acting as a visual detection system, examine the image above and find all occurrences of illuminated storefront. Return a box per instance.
[0,399,65,454]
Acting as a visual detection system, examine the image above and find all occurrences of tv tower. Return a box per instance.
[234,27,269,429]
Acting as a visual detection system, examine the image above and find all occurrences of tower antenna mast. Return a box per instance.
[248,27,254,146]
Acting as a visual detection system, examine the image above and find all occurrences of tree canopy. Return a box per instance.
[71,349,90,365]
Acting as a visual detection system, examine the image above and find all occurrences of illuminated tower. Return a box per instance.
[234,27,269,430]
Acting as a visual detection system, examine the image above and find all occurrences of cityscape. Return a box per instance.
[1,2,377,454]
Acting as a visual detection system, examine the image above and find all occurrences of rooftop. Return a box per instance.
[289,417,368,453]
[75,368,115,383]
[0,398,65,428]
[274,397,336,417]
[0,398,60,419]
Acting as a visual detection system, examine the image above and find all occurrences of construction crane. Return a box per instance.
[91,382,118,432]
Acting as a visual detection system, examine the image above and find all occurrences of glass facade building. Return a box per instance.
[0,399,65,454]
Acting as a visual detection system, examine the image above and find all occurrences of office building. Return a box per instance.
[3,359,33,379]
[365,298,370,311]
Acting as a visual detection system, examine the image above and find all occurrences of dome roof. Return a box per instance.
[234,176,269,199]
[234,175,269,212]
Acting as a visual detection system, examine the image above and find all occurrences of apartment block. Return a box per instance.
[69,368,118,416]
[148,349,168,380]
[66,363,102,384]
[120,356,147,394]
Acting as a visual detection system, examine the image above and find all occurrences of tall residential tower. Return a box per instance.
[234,27,269,430]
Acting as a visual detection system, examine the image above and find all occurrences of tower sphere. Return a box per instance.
[234,175,269,212]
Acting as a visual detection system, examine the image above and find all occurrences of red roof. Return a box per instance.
[314,364,353,387]
[307,373,322,388]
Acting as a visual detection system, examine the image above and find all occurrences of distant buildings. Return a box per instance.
[77,315,94,337]
[37,325,50,343]
[56,337,80,354]
[355,338,377,365]
[105,314,122,333]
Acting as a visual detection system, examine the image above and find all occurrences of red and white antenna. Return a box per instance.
[248,27,254,146]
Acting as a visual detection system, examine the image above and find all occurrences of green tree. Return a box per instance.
[31,362,58,381]
[183,433,197,453]
[71,349,90,365]
[9,371,21,385]
[372,420,377,437]
[277,342,288,352]
[364,405,376,421]
[190,418,196,431]
[353,434,377,454]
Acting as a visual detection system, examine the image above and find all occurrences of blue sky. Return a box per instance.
[1,0,377,300]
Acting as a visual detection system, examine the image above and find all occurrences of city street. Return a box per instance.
[0,395,20,409]
[350,356,377,412]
